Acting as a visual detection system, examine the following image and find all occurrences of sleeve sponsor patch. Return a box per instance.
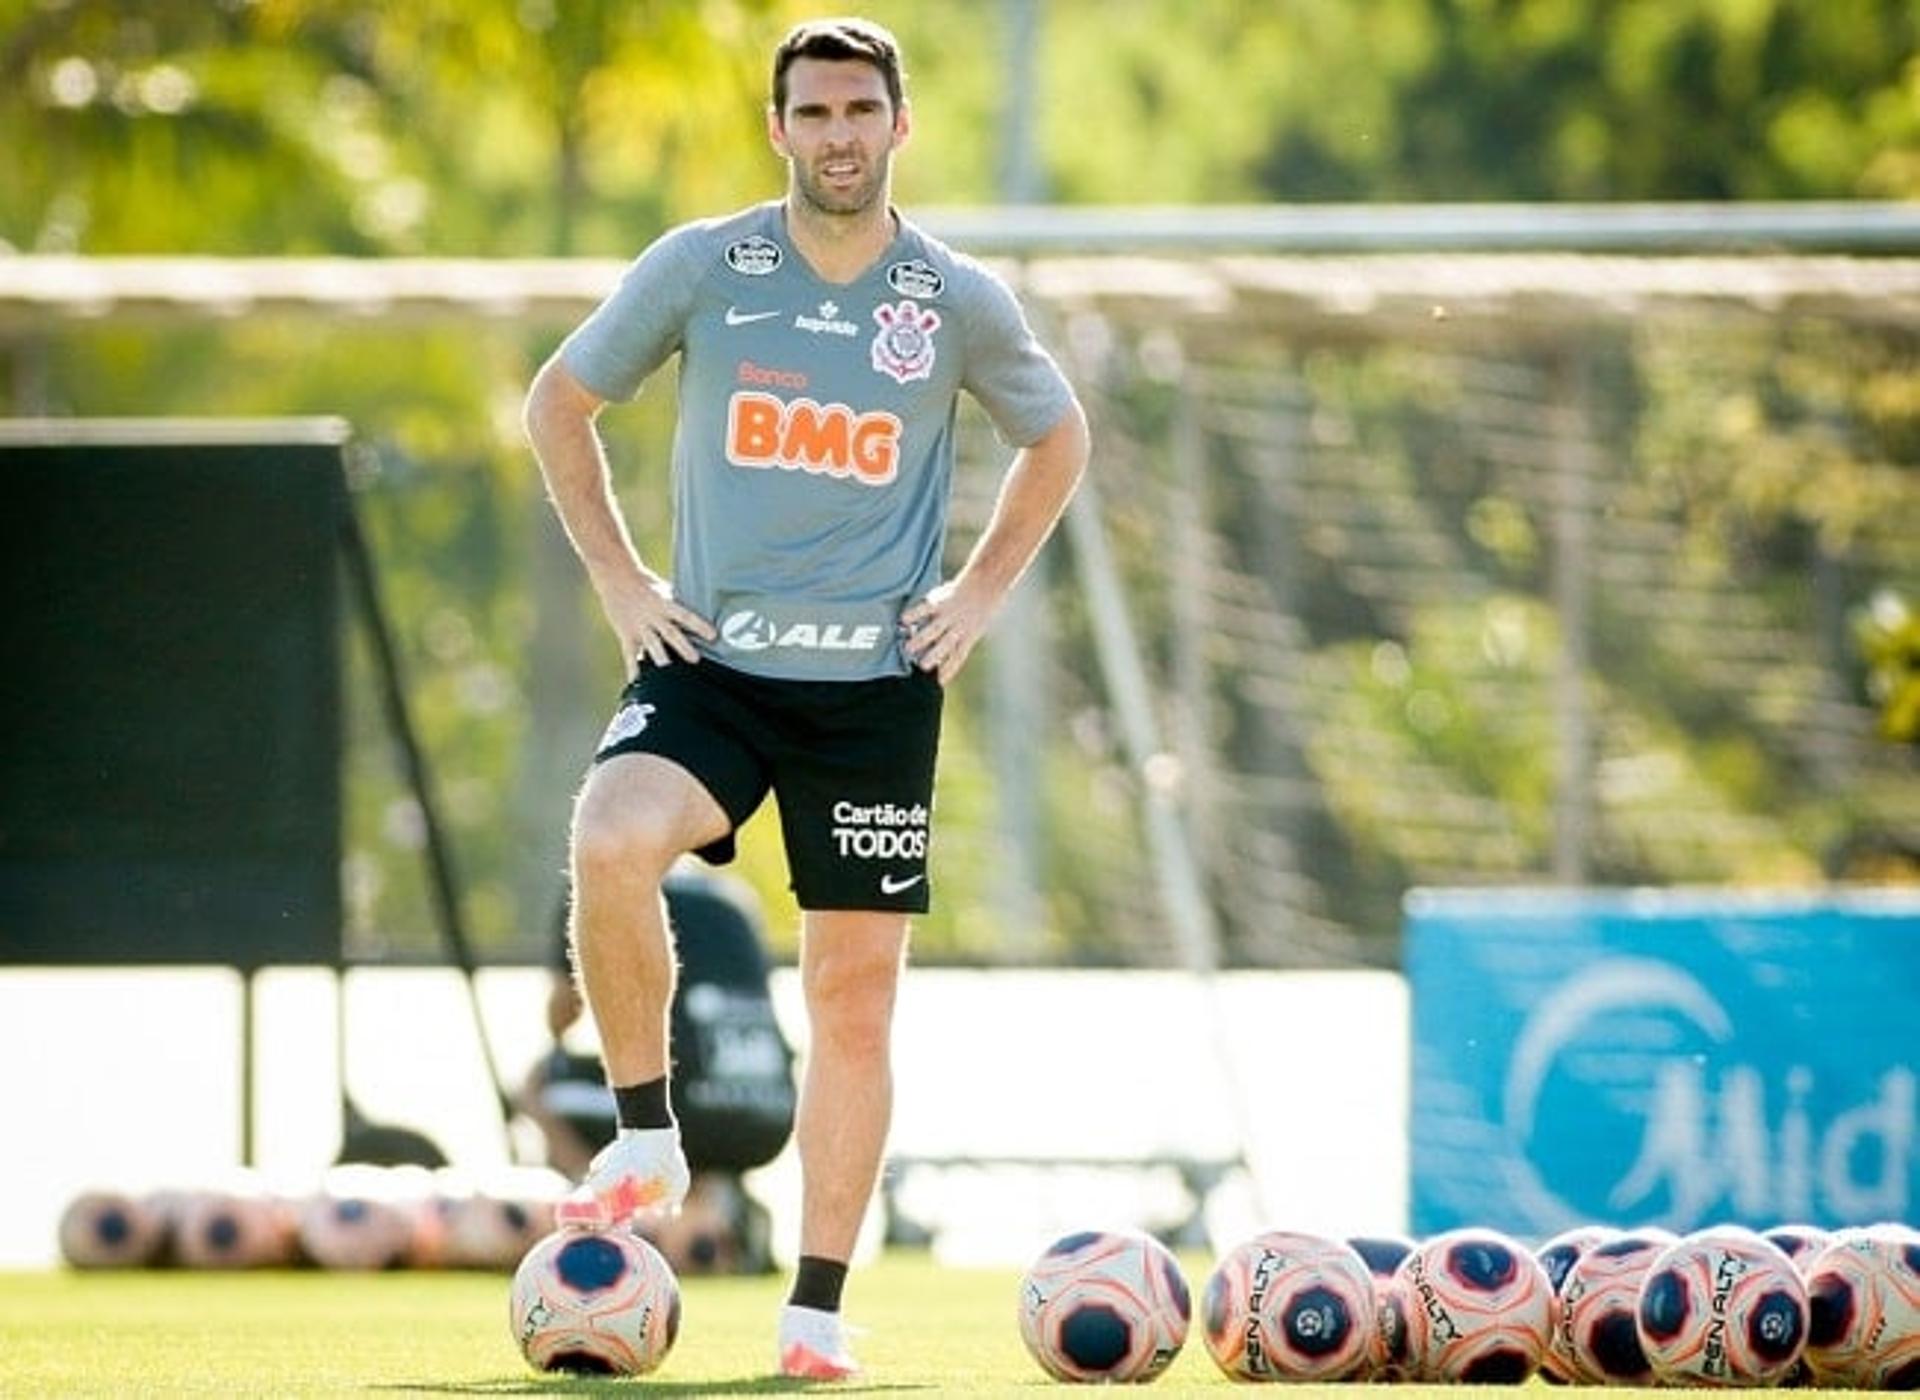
[886,258,945,299]
[725,235,783,276]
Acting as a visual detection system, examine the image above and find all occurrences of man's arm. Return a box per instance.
[522,354,715,672]
[900,398,1091,685]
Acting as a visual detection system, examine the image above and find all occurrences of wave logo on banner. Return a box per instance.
[1500,956,1914,1231]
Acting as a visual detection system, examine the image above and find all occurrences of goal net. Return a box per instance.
[941,247,1920,969]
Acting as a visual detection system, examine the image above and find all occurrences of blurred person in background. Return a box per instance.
[517,865,791,1274]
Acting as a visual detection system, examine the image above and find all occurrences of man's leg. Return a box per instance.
[778,908,909,1378]
[556,752,729,1228]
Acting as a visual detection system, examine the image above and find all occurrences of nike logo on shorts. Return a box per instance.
[879,872,925,896]
[725,307,781,326]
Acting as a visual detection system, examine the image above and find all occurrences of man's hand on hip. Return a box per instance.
[604,573,716,676]
[901,576,1002,686]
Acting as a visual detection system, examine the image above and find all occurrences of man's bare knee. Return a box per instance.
[805,951,903,1060]
[571,773,684,886]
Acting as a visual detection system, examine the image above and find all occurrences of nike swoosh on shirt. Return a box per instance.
[725,307,782,326]
[879,873,925,895]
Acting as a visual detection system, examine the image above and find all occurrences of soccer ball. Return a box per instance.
[510,1228,681,1376]
[1536,1224,1618,1296]
[1348,1234,1417,1380]
[1017,1229,1191,1383]
[1550,1229,1675,1385]
[297,1168,416,1271]
[1533,1224,1619,1383]
[1800,1223,1920,1389]
[1201,1230,1377,1382]
[171,1190,298,1269]
[1347,1234,1417,1281]
[1762,1223,1834,1386]
[441,1167,564,1270]
[447,1194,551,1269]
[57,1191,167,1269]
[400,1191,459,1268]
[1763,1222,1832,1272]
[1636,1225,1808,1386]
[1394,1226,1555,1383]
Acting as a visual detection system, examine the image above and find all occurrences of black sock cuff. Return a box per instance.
[611,1076,673,1131]
[788,1254,850,1313]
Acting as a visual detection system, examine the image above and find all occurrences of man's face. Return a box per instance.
[770,57,908,217]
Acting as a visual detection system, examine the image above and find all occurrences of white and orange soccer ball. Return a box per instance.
[1201,1230,1377,1382]
[1017,1228,1191,1383]
[443,1168,564,1270]
[57,1190,168,1269]
[170,1189,298,1269]
[1549,1228,1675,1385]
[1348,1233,1417,1381]
[1533,1224,1620,1383]
[1394,1226,1555,1383]
[1635,1225,1808,1386]
[509,1228,681,1376]
[1347,1234,1416,1284]
[1763,1222,1833,1273]
[1535,1224,1618,1299]
[1762,1222,1834,1386]
[1800,1223,1920,1389]
[297,1168,417,1271]
[447,1193,551,1270]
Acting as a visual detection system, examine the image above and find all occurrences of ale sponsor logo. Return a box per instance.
[718,610,884,655]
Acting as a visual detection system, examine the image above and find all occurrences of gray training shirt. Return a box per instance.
[561,200,1075,681]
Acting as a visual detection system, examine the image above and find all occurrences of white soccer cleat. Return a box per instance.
[777,1303,862,1381]
[553,1127,690,1231]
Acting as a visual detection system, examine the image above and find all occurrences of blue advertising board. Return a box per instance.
[1406,888,1918,1239]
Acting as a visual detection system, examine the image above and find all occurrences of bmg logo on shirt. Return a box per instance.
[726,390,901,485]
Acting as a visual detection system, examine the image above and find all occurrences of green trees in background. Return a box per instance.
[1039,0,1919,203]
[7,0,1916,258]
[0,0,780,255]
[3,0,1915,959]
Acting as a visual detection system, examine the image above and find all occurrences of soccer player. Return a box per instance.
[521,16,1089,1381]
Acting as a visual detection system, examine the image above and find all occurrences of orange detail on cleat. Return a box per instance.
[555,1173,669,1230]
[779,1342,860,1381]
[552,1197,607,1230]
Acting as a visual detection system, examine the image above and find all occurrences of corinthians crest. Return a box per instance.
[870,298,941,384]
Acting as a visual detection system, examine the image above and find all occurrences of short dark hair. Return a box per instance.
[770,17,905,118]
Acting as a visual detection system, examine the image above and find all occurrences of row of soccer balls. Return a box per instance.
[1017,1220,1920,1387]
[59,1166,722,1277]
[501,1217,1920,1384]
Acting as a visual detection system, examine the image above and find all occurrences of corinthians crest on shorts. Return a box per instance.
[870,299,940,384]
[598,701,655,751]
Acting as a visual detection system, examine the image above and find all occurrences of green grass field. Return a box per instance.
[0,1250,1696,1397]
[2,1253,1128,1397]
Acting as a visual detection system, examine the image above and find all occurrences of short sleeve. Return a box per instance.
[958,265,1076,448]
[559,224,708,401]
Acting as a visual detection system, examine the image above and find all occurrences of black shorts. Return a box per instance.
[591,659,943,913]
